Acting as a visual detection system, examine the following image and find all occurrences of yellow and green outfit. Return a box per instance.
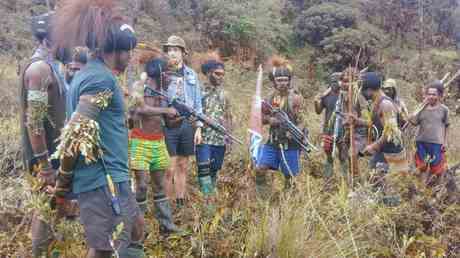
[129,128,170,172]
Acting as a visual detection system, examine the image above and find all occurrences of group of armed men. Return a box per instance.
[19,1,457,257]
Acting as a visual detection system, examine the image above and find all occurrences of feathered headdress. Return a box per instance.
[52,0,136,55]
[268,55,293,81]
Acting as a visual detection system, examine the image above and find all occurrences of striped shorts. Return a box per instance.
[129,128,170,171]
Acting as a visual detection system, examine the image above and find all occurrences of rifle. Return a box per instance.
[332,91,345,157]
[261,100,318,153]
[144,87,244,145]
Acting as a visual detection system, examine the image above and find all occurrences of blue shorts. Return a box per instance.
[196,144,226,174]
[256,144,300,177]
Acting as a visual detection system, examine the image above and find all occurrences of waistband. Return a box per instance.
[130,128,164,141]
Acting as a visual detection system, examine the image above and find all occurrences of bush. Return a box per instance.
[316,23,389,72]
[294,2,356,47]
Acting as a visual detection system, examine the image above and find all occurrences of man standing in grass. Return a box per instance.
[162,35,203,209]
[129,56,182,235]
[195,52,233,204]
[255,56,303,199]
[314,73,341,178]
[51,0,145,256]
[409,81,449,185]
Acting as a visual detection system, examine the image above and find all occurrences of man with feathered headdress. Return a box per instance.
[127,46,182,235]
[255,56,303,199]
[51,0,144,257]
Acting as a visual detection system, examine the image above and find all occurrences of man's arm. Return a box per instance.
[223,96,234,132]
[24,61,54,183]
[313,88,330,115]
[135,99,177,116]
[444,108,450,147]
[52,85,114,196]
[192,73,204,128]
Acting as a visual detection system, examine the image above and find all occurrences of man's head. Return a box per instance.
[145,57,169,90]
[201,53,225,87]
[382,78,397,100]
[31,11,54,47]
[329,72,342,92]
[64,47,89,84]
[339,67,359,91]
[163,35,187,69]
[268,56,292,94]
[425,80,443,106]
[360,72,383,101]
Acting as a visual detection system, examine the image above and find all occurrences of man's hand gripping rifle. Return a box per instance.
[145,87,243,145]
[261,100,318,153]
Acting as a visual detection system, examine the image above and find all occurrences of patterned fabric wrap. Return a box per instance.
[129,128,170,171]
[415,141,447,175]
[202,84,231,146]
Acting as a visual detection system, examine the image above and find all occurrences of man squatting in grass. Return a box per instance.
[128,55,182,234]
[20,11,84,257]
[51,0,145,257]
[195,52,233,205]
[162,35,203,209]
[255,56,303,199]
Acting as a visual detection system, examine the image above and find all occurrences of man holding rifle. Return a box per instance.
[195,52,234,202]
[128,55,182,235]
[255,56,304,199]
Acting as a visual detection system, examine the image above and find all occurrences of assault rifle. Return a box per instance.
[261,100,318,153]
[145,87,244,145]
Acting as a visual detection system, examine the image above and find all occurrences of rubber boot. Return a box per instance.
[324,158,334,178]
[117,242,145,258]
[31,213,53,258]
[153,194,182,235]
[255,171,271,201]
[210,172,218,191]
[197,162,215,196]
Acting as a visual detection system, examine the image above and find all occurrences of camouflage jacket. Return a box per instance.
[201,83,232,146]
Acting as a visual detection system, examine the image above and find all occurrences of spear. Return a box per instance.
[348,48,362,182]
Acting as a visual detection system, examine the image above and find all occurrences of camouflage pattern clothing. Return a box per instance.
[201,83,232,146]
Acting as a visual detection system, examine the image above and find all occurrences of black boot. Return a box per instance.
[154,194,182,235]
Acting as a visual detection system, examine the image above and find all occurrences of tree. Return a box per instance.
[294,2,356,46]
[316,23,389,72]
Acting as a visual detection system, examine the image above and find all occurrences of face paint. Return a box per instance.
[274,76,290,93]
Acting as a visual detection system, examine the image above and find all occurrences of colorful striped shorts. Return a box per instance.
[129,128,170,172]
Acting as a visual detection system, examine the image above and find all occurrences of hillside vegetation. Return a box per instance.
[1,0,460,257]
